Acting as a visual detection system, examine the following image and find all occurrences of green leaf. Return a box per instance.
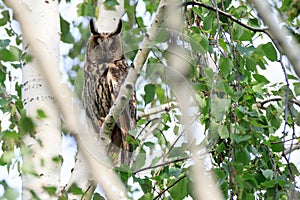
[239,28,255,41]
[2,182,19,200]
[0,48,17,61]
[261,169,274,180]
[169,177,189,200]
[235,148,250,164]
[93,193,106,200]
[219,58,233,78]
[296,113,300,126]
[60,16,75,43]
[133,177,152,193]
[156,85,166,104]
[232,134,251,143]
[233,23,244,39]
[208,121,220,147]
[202,12,215,32]
[77,1,96,17]
[211,96,231,121]
[281,0,292,11]
[43,186,57,196]
[192,7,202,17]
[203,67,214,89]
[134,148,146,169]
[52,155,63,164]
[261,179,276,188]
[261,42,277,61]
[139,193,154,200]
[10,46,22,61]
[253,73,270,84]
[144,84,156,105]
[236,44,255,57]
[0,39,10,49]
[246,57,256,72]
[145,62,164,80]
[156,28,169,43]
[0,151,15,165]
[0,10,10,26]
[104,0,119,10]
[67,183,84,195]
[243,173,259,189]
[190,33,209,55]
[216,142,226,153]
[169,168,182,178]
[219,125,229,139]
[288,163,300,175]
[19,111,35,133]
[137,118,147,126]
[168,147,188,158]
[293,82,300,96]
[37,109,47,119]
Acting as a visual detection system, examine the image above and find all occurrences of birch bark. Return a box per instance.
[3,0,62,199]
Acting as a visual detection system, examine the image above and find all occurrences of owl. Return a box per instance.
[82,19,136,166]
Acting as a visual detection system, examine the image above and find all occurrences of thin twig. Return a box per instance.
[179,1,268,33]
[153,175,187,200]
[257,97,300,108]
[278,52,296,197]
[283,143,300,155]
[271,137,300,144]
[138,101,179,119]
[133,156,189,174]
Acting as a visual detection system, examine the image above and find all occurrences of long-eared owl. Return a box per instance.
[82,19,136,166]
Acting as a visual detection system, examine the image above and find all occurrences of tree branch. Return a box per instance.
[138,101,179,119]
[257,97,300,108]
[100,0,168,143]
[179,1,268,33]
[283,143,300,155]
[133,156,189,174]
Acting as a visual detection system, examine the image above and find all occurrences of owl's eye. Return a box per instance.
[110,44,117,52]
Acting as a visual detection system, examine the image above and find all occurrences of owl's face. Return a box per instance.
[86,20,123,63]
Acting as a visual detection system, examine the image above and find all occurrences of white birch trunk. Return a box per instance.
[4,0,62,199]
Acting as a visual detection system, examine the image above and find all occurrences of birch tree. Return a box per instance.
[1,0,61,199]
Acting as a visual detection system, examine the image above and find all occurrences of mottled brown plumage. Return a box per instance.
[82,19,136,166]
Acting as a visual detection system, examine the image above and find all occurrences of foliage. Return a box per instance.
[0,3,24,199]
[1,0,300,199]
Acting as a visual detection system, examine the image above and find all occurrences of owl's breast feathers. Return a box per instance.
[83,58,136,165]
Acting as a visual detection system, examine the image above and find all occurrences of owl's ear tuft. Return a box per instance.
[90,19,99,35]
[110,20,122,36]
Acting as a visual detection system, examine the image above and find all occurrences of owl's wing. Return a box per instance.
[105,61,136,165]
[82,65,102,134]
